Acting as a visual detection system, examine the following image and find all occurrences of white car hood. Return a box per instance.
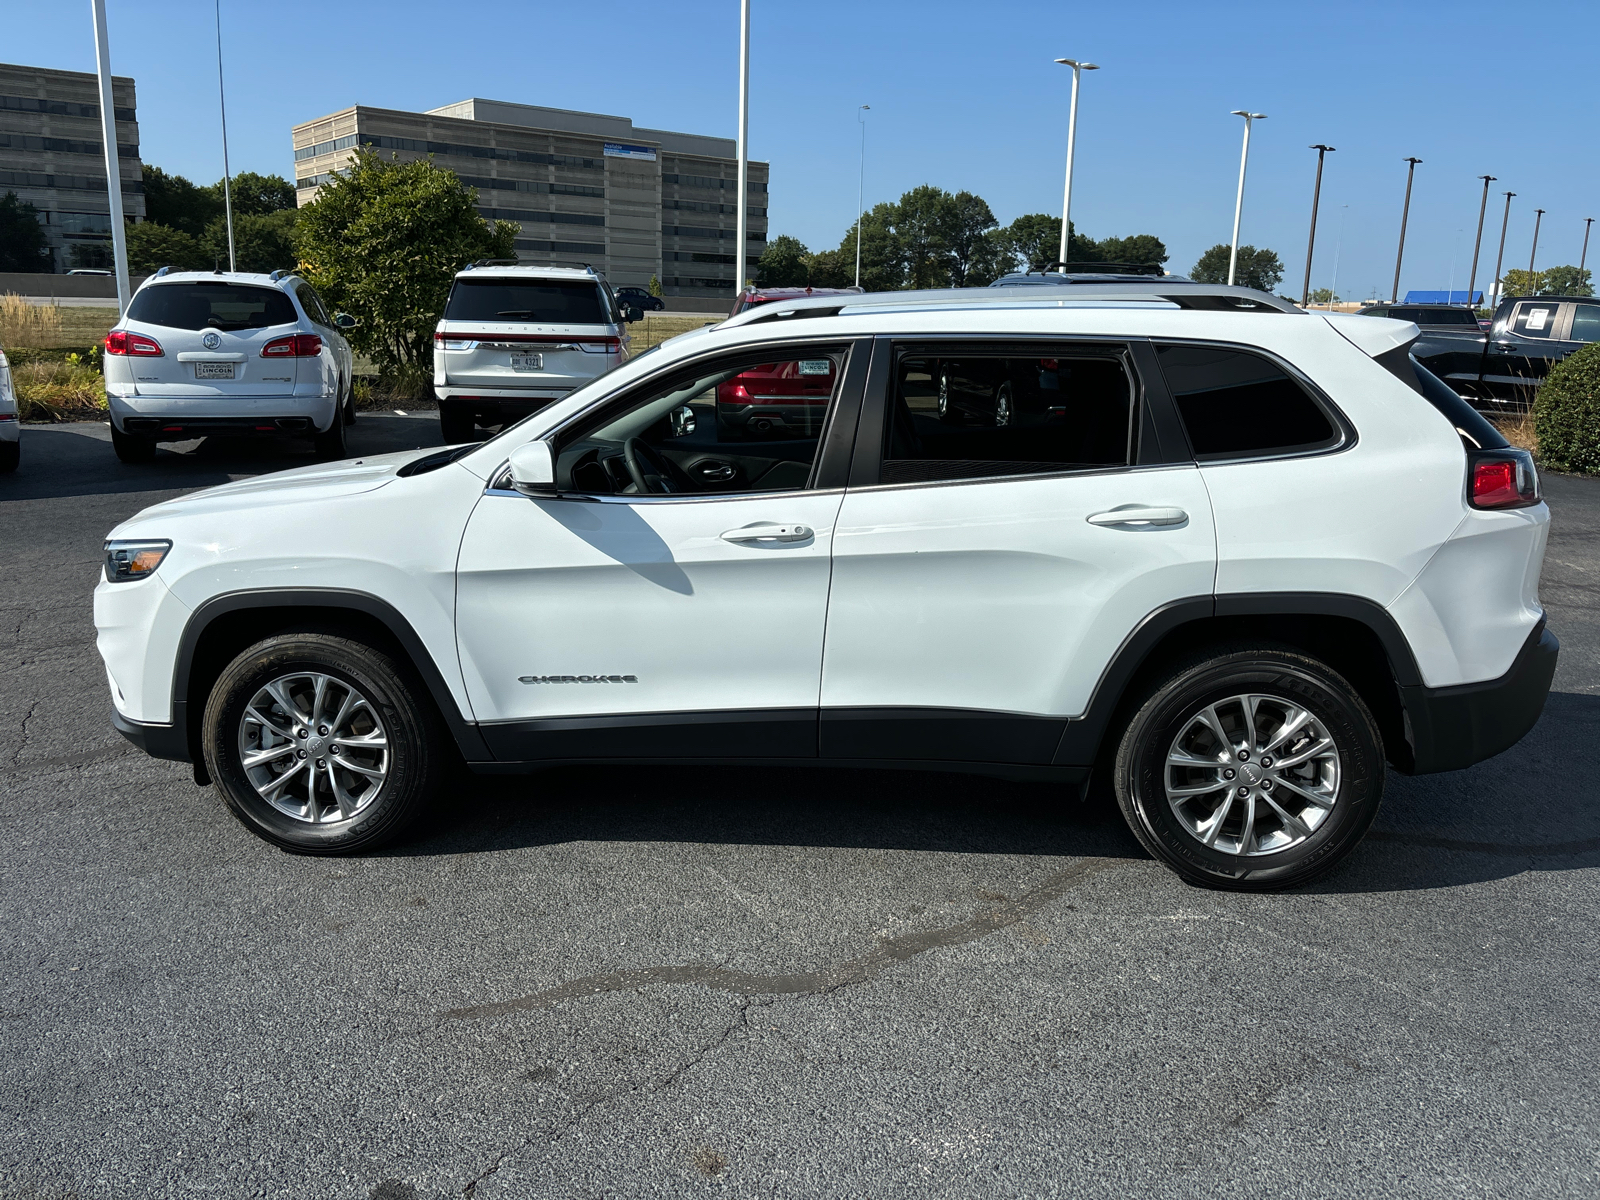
[112,448,428,530]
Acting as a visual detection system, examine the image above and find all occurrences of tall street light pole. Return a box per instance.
[1053,58,1098,272]
[1491,191,1514,308]
[733,0,750,298]
[1528,208,1545,284]
[214,0,235,272]
[1582,217,1595,274]
[89,0,129,313]
[1466,174,1495,311]
[854,105,869,289]
[1227,111,1266,286]
[1390,157,1422,303]
[1301,143,1334,307]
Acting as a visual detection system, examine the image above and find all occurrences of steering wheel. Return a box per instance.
[622,437,693,494]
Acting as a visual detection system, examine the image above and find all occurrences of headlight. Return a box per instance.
[104,539,171,583]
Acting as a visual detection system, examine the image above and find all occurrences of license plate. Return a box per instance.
[194,362,236,380]
[510,353,544,372]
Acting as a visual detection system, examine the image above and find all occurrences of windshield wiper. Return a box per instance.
[495,310,535,318]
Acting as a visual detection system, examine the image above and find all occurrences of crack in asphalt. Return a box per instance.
[459,997,761,1197]
[438,857,1116,1024]
[11,699,38,769]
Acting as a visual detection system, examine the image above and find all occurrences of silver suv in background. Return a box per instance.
[102,270,357,463]
[432,263,638,443]
[0,343,18,473]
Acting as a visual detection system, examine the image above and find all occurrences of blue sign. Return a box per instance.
[603,143,657,162]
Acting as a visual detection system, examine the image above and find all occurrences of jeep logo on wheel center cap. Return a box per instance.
[1239,763,1264,785]
[305,735,326,755]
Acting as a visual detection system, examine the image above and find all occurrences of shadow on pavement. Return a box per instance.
[383,691,1600,893]
[0,415,446,503]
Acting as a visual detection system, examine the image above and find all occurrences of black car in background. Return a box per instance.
[1360,296,1600,409]
[614,286,666,312]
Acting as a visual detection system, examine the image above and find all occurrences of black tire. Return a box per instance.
[312,409,348,460]
[111,426,156,463]
[343,376,356,425]
[0,439,17,473]
[439,403,476,444]
[1112,646,1383,892]
[202,630,446,854]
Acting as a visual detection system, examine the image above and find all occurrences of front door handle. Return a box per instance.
[1086,506,1188,527]
[720,522,814,544]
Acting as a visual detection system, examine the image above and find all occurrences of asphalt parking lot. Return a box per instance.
[2,418,1597,1199]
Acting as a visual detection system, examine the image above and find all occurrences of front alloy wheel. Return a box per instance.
[204,631,445,853]
[1113,647,1383,891]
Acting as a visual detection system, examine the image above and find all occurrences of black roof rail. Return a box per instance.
[467,258,521,269]
[1025,260,1166,277]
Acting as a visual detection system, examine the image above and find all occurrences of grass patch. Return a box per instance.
[14,358,108,422]
[1491,409,1537,456]
[0,297,116,350]
[629,312,722,351]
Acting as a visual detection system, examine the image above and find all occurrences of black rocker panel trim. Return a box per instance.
[480,708,816,761]
[170,588,491,764]
[820,707,1065,764]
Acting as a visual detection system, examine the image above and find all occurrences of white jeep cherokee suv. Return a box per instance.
[433,262,636,443]
[95,282,1557,890]
[102,269,357,463]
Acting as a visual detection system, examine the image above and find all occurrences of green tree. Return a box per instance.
[837,201,904,292]
[294,150,518,371]
[756,234,811,287]
[212,171,296,217]
[993,214,1100,274]
[803,246,854,289]
[0,191,51,271]
[1095,233,1169,267]
[1538,265,1593,297]
[647,274,662,298]
[1534,342,1600,474]
[945,191,999,287]
[125,219,209,273]
[141,166,223,237]
[200,209,299,273]
[68,242,112,269]
[1191,243,1284,291]
[1498,268,1541,297]
[1310,287,1339,304]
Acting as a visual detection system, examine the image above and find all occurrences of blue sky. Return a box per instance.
[11,0,1599,298]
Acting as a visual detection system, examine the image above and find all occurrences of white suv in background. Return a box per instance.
[0,343,18,473]
[102,270,357,463]
[433,262,637,443]
[95,281,1558,891]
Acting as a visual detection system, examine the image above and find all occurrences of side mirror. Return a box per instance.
[507,441,556,496]
[669,404,697,437]
[334,312,359,329]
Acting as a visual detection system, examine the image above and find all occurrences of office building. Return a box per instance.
[291,98,767,298]
[0,61,145,272]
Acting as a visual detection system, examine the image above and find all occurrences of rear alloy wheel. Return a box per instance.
[993,382,1014,427]
[1113,647,1383,891]
[312,409,348,460]
[111,426,156,463]
[203,631,445,853]
[439,404,476,444]
[0,440,17,473]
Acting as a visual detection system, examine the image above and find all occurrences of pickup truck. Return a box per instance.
[1360,296,1600,409]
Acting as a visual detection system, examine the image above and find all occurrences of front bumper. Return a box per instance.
[1398,620,1559,774]
[111,705,191,763]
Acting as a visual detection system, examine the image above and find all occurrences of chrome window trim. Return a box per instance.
[843,460,1200,496]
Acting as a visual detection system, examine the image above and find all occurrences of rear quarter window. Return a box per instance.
[445,278,606,324]
[126,282,297,331]
[1156,342,1339,460]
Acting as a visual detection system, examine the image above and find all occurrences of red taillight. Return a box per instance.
[104,330,163,357]
[1041,358,1059,370]
[261,334,322,358]
[1469,450,1540,510]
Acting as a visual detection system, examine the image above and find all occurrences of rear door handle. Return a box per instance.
[1086,506,1188,527]
[720,522,814,544]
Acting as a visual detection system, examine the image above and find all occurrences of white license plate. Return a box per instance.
[194,362,236,380]
[510,353,544,372]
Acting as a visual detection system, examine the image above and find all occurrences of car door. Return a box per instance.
[1482,298,1566,395]
[454,337,870,762]
[819,337,1216,765]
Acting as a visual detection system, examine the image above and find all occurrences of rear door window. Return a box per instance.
[881,346,1135,484]
[1569,303,1600,343]
[1156,343,1338,460]
[126,282,297,331]
[444,278,606,324]
[295,282,332,327]
[1509,301,1561,339]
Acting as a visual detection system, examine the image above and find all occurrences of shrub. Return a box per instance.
[13,358,107,421]
[1533,342,1600,474]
